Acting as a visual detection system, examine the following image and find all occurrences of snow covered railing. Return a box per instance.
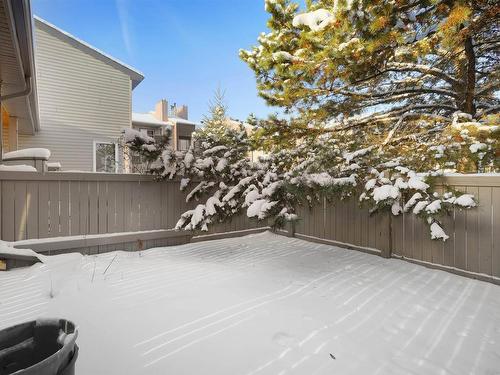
[1,148,51,172]
[11,229,193,255]
[291,173,500,282]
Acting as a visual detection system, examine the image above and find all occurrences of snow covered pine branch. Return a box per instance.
[124,123,479,241]
[122,0,497,241]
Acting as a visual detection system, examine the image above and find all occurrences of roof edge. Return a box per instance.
[34,15,144,89]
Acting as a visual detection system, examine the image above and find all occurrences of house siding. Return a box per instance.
[18,22,132,171]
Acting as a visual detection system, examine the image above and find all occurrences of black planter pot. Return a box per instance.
[0,319,78,375]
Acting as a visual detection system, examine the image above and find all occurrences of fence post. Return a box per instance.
[380,213,393,258]
[288,220,296,237]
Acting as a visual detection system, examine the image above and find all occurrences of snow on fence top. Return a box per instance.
[3,148,51,161]
[0,165,38,172]
[0,240,39,258]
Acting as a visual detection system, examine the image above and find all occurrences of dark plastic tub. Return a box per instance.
[0,319,78,375]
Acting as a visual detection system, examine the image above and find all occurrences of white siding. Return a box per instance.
[18,24,132,171]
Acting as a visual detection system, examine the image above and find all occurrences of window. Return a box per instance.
[94,142,118,173]
[178,136,191,151]
[139,128,154,138]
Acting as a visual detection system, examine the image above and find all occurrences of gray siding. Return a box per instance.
[18,22,132,171]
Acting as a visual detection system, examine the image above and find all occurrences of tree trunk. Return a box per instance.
[463,36,476,115]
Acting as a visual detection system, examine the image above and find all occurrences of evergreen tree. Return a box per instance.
[240,0,499,172]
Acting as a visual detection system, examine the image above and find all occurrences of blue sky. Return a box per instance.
[32,0,279,123]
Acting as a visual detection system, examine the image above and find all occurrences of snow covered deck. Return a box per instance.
[1,232,499,374]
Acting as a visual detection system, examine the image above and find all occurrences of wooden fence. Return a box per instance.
[0,171,260,243]
[1,171,499,282]
[293,175,500,282]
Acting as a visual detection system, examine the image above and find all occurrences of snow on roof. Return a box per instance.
[167,116,199,127]
[132,113,171,127]
[34,16,144,89]
[3,148,51,160]
[132,112,199,127]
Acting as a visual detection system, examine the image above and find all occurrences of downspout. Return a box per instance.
[0,75,32,101]
[0,76,32,160]
[0,86,2,159]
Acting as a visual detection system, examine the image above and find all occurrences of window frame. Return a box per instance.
[139,128,155,138]
[93,140,119,173]
[178,136,191,151]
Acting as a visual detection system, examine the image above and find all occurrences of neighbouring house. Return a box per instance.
[17,16,144,173]
[0,1,144,173]
[1,3,196,173]
[132,99,197,152]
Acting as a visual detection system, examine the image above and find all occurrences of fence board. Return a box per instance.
[69,181,80,236]
[98,181,108,234]
[478,187,492,276]
[114,182,124,233]
[130,181,140,232]
[140,182,150,231]
[324,202,333,241]
[295,205,305,234]
[79,181,89,235]
[153,183,162,229]
[346,198,354,245]
[402,210,412,258]
[165,182,174,229]
[466,186,480,273]
[38,182,49,239]
[107,182,117,233]
[316,200,324,239]
[88,182,98,234]
[26,182,39,240]
[14,182,27,241]
[392,214,403,256]
[48,181,59,237]
[335,201,345,243]
[123,182,132,232]
[368,211,377,250]
[442,209,455,268]
[160,183,167,229]
[60,181,70,237]
[493,188,500,278]
[360,206,369,248]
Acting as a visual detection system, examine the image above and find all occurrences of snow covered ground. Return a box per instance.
[1,232,499,374]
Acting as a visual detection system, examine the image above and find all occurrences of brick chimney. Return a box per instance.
[175,105,188,120]
[154,99,168,121]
